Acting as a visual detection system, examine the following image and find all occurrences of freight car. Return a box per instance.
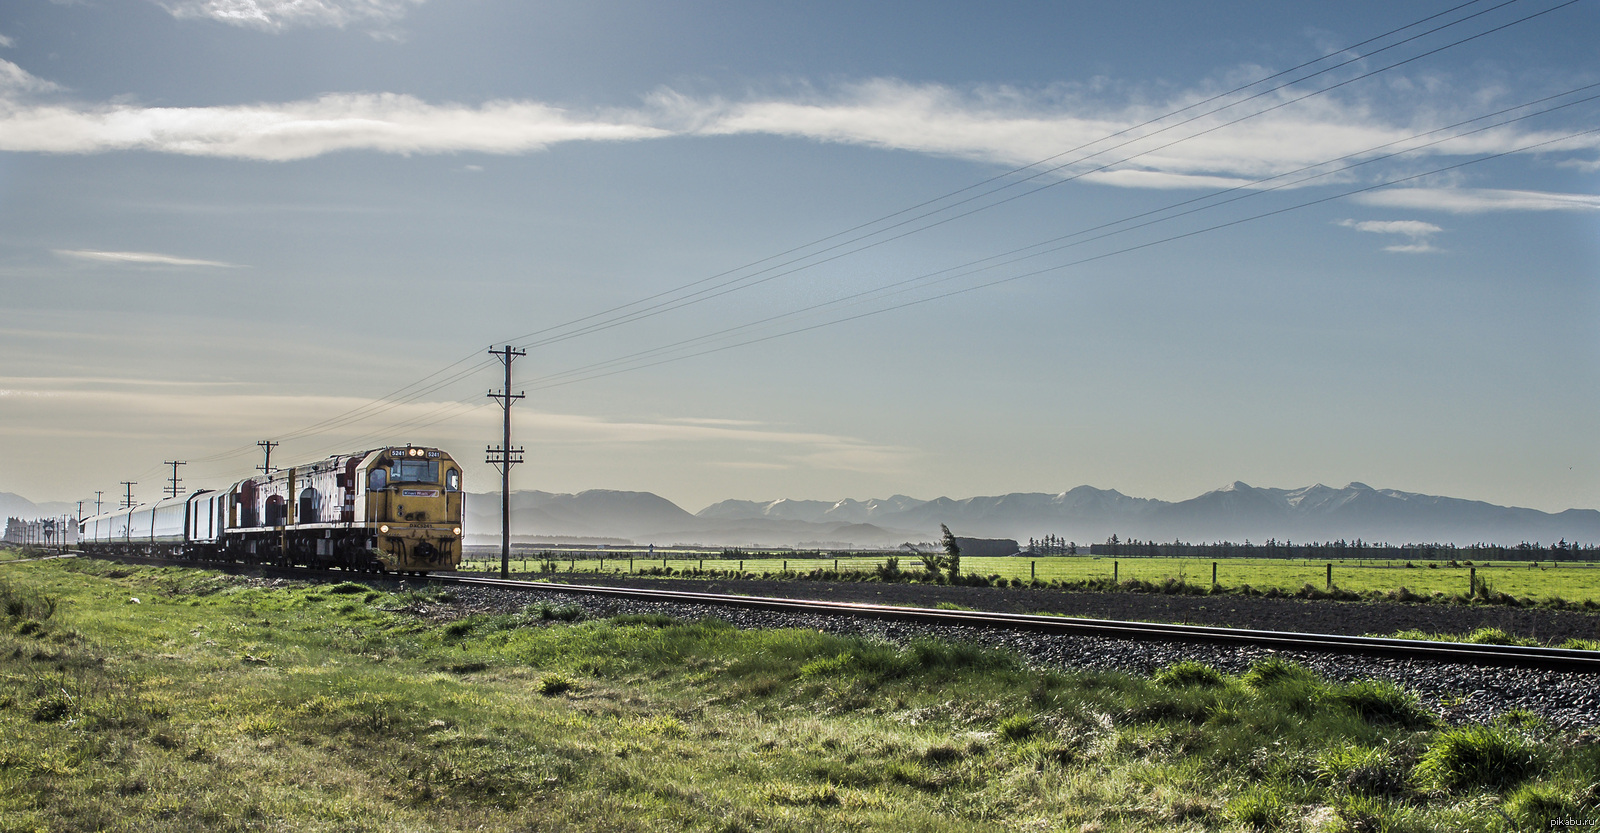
[80,445,463,574]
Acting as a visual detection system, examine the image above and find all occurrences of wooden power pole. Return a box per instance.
[486,345,525,579]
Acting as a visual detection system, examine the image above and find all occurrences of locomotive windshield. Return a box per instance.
[392,459,439,484]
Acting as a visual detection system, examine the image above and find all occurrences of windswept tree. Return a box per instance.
[940,524,961,579]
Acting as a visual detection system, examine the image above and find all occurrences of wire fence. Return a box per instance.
[456,551,1600,604]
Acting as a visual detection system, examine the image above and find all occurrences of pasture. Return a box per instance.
[2,554,1596,831]
[460,550,1600,607]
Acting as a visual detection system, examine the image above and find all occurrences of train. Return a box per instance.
[79,445,464,574]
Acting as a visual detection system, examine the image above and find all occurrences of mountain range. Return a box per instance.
[9,484,1595,549]
[462,482,1600,548]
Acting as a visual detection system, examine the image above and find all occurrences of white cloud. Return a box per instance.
[1336,218,1444,253]
[0,67,1593,199]
[156,0,425,32]
[1354,187,1600,214]
[0,93,669,160]
[54,249,241,267]
[0,59,61,94]
[0,31,14,48]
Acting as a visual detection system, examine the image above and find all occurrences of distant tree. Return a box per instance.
[940,524,961,578]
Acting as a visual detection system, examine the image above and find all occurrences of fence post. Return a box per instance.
[739,559,743,573]
[783,560,788,572]
[834,558,838,572]
[1031,561,1036,580]
[1212,561,1218,588]
[1326,563,1332,590]
[629,555,634,573]
[1113,561,1118,582]
[1470,566,1477,595]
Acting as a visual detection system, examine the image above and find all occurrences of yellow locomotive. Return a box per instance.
[82,445,464,574]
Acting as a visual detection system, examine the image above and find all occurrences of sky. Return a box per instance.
[1,0,1597,516]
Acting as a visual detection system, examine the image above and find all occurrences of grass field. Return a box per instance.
[461,551,1600,607]
[2,553,1597,831]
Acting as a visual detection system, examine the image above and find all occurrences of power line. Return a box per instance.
[172,0,1535,466]
[494,0,1564,357]
[517,85,1600,388]
[105,0,1585,475]
[509,122,1600,393]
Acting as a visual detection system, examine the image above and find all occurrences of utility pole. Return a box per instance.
[94,491,104,515]
[120,481,137,509]
[257,440,279,476]
[164,460,186,498]
[486,345,525,580]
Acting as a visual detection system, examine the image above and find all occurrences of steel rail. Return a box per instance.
[436,574,1600,673]
[65,552,1600,673]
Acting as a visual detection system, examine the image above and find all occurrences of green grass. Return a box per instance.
[1,554,1598,831]
[463,551,1600,608]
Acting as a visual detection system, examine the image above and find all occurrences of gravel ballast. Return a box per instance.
[404,573,1600,730]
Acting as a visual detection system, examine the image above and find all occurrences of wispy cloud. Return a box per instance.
[1,93,668,160]
[0,60,60,94]
[53,249,241,267]
[1,66,1594,205]
[1337,218,1444,253]
[0,31,14,48]
[156,0,425,34]
[1354,187,1600,214]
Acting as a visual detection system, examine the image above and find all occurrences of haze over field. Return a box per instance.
[0,1,1595,519]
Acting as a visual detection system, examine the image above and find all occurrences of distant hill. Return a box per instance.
[0,493,78,521]
[698,482,1600,547]
[6,482,1592,548]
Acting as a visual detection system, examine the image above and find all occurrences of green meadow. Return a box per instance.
[2,553,1597,832]
[463,551,1600,608]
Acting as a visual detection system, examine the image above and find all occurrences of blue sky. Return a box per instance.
[1,0,1596,516]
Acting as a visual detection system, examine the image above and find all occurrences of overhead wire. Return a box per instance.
[131,0,1589,487]
[508,120,1600,392]
[494,0,1560,355]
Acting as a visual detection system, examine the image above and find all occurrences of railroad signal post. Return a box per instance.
[487,345,526,580]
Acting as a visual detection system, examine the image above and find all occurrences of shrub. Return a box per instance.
[531,603,585,622]
[1504,783,1574,828]
[1462,627,1528,646]
[1241,658,1317,690]
[539,674,574,696]
[1333,679,1435,729]
[997,714,1038,741]
[1,579,56,622]
[1317,744,1409,797]
[1415,724,1541,792]
[1153,661,1226,689]
[1225,786,1286,830]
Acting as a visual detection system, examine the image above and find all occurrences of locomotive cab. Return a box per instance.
[360,446,463,572]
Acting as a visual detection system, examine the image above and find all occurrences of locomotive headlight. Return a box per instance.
[453,527,462,536]
[379,524,390,533]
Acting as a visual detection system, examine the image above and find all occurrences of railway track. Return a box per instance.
[49,551,1600,673]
